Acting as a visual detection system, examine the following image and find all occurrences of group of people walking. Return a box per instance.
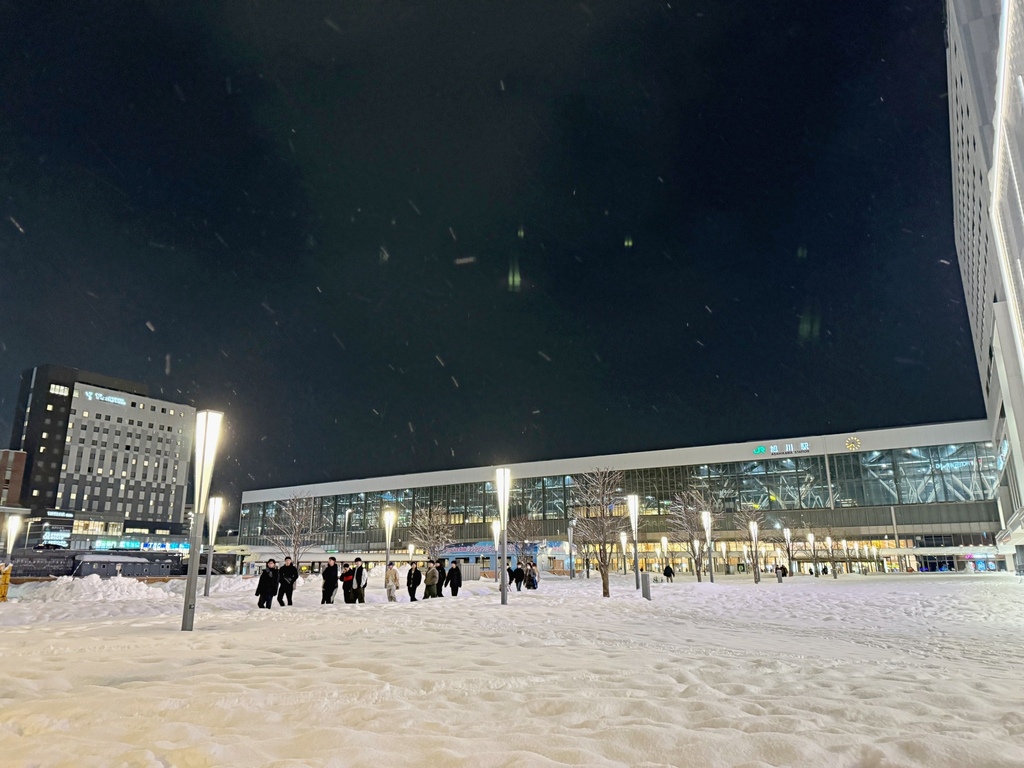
[254,557,465,608]
[507,561,540,591]
[404,559,462,600]
[253,556,299,608]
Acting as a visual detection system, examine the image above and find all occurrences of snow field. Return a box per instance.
[1,573,1023,767]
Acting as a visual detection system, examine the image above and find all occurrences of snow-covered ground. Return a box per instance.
[2,571,1023,767]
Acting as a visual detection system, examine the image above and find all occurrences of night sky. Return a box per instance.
[0,1,985,511]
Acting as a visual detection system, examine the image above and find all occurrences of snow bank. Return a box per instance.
[11,574,172,602]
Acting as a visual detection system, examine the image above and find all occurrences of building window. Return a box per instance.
[49,384,70,397]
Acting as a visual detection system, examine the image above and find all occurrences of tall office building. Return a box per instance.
[946,0,1024,548]
[9,365,195,540]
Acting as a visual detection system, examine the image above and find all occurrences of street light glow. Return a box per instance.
[5,515,22,564]
[496,467,511,605]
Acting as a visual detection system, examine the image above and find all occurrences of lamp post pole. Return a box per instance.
[383,510,396,582]
[203,496,223,597]
[408,543,414,563]
[661,536,669,571]
[826,536,837,579]
[808,533,818,577]
[496,467,511,605]
[491,521,500,582]
[182,410,223,631]
[841,539,848,575]
[702,510,714,583]
[343,508,351,555]
[567,519,576,579]
[749,520,760,583]
[783,528,793,577]
[620,531,628,574]
[627,494,640,590]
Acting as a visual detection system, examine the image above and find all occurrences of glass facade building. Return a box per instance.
[239,421,1003,565]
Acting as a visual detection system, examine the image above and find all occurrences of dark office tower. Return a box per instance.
[9,365,195,537]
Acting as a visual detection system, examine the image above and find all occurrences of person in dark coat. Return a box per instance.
[513,564,525,591]
[407,562,422,601]
[255,560,279,609]
[341,563,356,603]
[277,557,299,605]
[663,564,675,583]
[444,560,463,596]
[321,557,339,604]
[435,560,447,597]
[506,565,514,588]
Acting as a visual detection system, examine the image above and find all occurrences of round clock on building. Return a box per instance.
[845,436,861,451]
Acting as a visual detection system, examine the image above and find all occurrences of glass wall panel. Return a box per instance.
[895,447,944,504]
[319,495,336,531]
[522,477,544,520]
[466,483,485,523]
[543,476,566,520]
[396,489,414,527]
[365,492,382,529]
[349,493,366,530]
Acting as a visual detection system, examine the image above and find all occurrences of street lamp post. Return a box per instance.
[491,521,500,582]
[203,496,224,597]
[627,494,640,590]
[701,509,714,583]
[661,536,669,571]
[567,519,576,579]
[620,531,628,574]
[408,543,414,563]
[383,509,396,583]
[841,539,848,575]
[826,536,838,579]
[343,508,352,555]
[808,533,818,577]
[749,520,760,583]
[783,528,793,576]
[182,410,223,632]
[5,514,22,565]
[496,467,511,606]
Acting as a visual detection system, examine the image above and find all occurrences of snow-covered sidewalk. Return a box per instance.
[1,573,1022,767]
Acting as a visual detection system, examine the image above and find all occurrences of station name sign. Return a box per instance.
[752,442,812,456]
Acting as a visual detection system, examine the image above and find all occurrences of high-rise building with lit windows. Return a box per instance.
[946,0,1024,549]
[9,365,195,542]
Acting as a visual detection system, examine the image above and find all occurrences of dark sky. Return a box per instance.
[0,0,984,509]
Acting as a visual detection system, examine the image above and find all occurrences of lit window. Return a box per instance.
[41,432,48,439]
[49,384,70,397]
[32,489,40,496]
[82,412,89,418]
[46,404,53,411]
[38,446,45,453]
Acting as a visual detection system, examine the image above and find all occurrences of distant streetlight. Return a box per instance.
[620,531,628,574]
[383,509,396,580]
[491,521,500,582]
[567,519,576,579]
[807,532,818,577]
[5,514,22,565]
[627,494,640,590]
[408,543,414,560]
[496,467,511,606]
[826,535,837,579]
[701,509,714,583]
[783,528,793,576]
[841,539,848,575]
[749,520,760,583]
[182,410,223,632]
[343,508,352,554]
[661,536,669,569]
[692,538,701,578]
[203,496,224,597]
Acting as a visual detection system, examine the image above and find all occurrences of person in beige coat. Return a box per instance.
[384,562,400,602]
[423,561,439,598]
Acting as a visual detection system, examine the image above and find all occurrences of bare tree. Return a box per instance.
[668,490,723,582]
[409,502,454,561]
[506,515,542,566]
[568,468,628,597]
[263,492,326,565]
[734,507,768,583]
